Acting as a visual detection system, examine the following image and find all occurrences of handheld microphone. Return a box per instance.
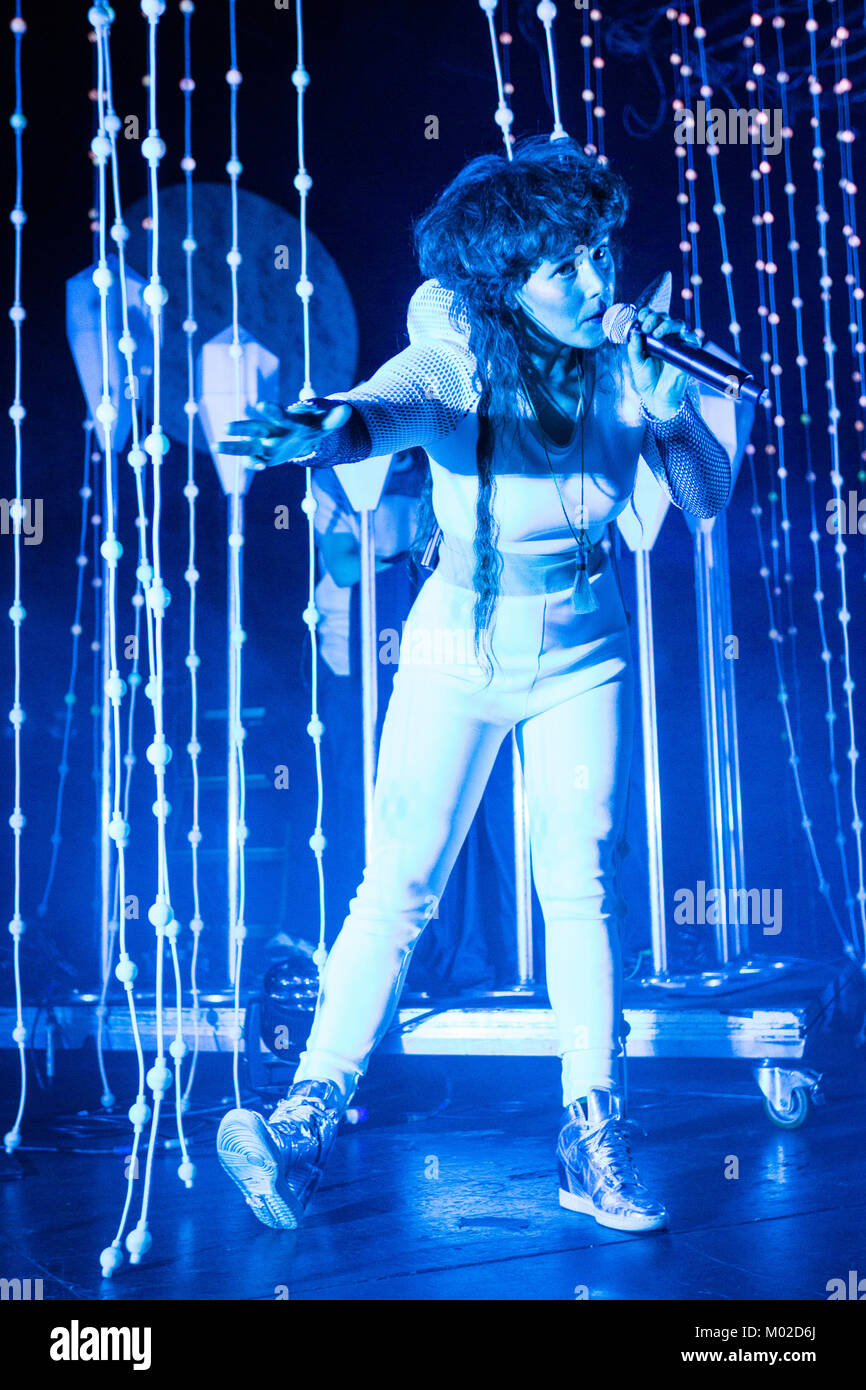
[602,302,769,407]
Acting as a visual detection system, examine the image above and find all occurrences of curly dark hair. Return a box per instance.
[409,134,629,681]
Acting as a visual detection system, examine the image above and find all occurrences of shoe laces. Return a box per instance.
[591,1116,643,1187]
[269,1093,328,1133]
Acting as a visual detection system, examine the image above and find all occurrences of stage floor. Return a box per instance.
[1,1048,864,1302]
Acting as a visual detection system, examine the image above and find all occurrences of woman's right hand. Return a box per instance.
[218,399,352,469]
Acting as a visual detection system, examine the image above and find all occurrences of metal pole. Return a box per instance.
[358,509,378,862]
[634,548,667,976]
[715,513,748,955]
[694,524,731,963]
[512,731,534,986]
[100,517,111,981]
[227,489,243,984]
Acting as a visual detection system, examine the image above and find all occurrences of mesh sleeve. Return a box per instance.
[639,379,731,518]
[290,280,481,468]
[327,341,479,453]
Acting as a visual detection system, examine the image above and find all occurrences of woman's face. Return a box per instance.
[516,237,615,349]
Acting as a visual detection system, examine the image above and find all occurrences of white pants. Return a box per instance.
[294,537,634,1107]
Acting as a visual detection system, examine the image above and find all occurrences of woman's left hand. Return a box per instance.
[627,307,700,419]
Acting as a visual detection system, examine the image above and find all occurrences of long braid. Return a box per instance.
[472,392,503,684]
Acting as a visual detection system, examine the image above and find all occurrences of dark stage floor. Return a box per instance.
[2,1044,864,1303]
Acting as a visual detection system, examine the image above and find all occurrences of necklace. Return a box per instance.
[519,359,600,614]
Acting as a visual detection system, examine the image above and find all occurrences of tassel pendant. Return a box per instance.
[572,531,600,614]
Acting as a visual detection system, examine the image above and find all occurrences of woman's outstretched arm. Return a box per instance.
[220,336,479,471]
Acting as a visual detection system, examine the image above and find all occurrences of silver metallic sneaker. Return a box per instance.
[216,1079,343,1230]
[556,1087,668,1232]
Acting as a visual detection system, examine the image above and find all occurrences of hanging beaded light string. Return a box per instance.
[102,0,197,1276]
[90,6,136,1130]
[36,424,95,920]
[142,1,196,1163]
[688,0,855,958]
[577,6,607,163]
[670,8,702,334]
[588,7,607,166]
[93,2,156,1120]
[535,1,567,141]
[224,0,250,1111]
[829,6,866,552]
[499,0,518,133]
[141,0,197,1226]
[805,0,866,959]
[773,5,858,947]
[90,1,158,1278]
[3,0,28,1161]
[748,10,804,751]
[478,1,515,160]
[290,0,331,996]
[178,0,205,1108]
[94,0,172,1267]
[691,1,741,360]
[37,27,107,930]
[88,4,145,1268]
[126,0,193,1158]
[579,1,595,155]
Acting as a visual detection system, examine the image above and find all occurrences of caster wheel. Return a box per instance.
[763,1086,809,1129]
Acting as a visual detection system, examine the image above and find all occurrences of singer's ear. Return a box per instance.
[634,271,673,314]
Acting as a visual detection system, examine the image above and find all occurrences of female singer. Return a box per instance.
[216,136,730,1233]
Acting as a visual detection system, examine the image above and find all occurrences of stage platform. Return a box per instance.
[4,956,858,1057]
[3,955,861,1131]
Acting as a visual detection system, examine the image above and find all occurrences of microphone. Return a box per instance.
[602,302,769,407]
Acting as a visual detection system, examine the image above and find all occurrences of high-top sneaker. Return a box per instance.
[556,1087,667,1232]
[216,1079,344,1230]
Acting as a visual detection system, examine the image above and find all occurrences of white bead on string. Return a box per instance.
[477,2,515,160]
[292,0,329,981]
[4,1,28,1161]
[178,0,204,1118]
[535,2,567,142]
[89,1,158,1274]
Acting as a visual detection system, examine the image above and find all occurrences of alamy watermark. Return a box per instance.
[1,1276,43,1299]
[675,100,783,158]
[49,1320,151,1371]
[379,622,478,668]
[673,881,782,935]
[0,496,42,545]
[826,491,866,535]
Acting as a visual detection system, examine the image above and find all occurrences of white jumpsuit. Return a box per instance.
[292,280,731,1106]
